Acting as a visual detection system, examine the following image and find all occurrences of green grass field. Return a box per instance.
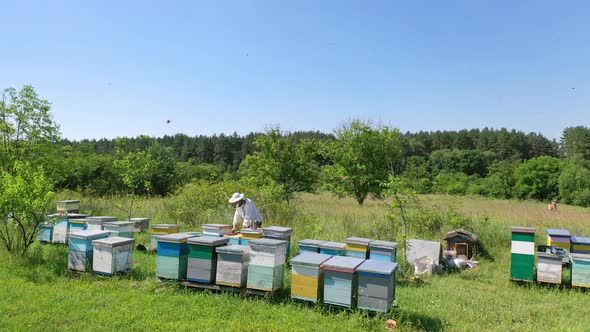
[1,194,589,331]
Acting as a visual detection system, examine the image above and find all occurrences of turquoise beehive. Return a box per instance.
[319,241,346,256]
[103,221,134,239]
[247,238,288,291]
[68,230,110,272]
[369,240,399,262]
[298,239,325,253]
[156,232,198,280]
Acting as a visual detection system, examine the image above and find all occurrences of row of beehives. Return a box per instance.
[511,227,590,288]
[155,231,399,313]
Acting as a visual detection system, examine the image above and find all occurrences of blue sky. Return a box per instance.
[1,1,589,140]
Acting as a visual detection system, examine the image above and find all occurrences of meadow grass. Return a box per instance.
[1,193,589,331]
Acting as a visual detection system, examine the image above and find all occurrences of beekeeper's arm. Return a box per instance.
[232,209,241,232]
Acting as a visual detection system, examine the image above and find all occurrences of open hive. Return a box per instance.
[298,239,325,254]
[103,221,134,239]
[547,229,571,252]
[247,238,288,291]
[511,226,536,282]
[202,224,233,237]
[187,236,229,284]
[290,252,332,303]
[536,251,562,284]
[357,259,398,313]
[86,216,117,231]
[223,233,242,245]
[263,226,293,257]
[68,230,110,272]
[156,233,198,280]
[345,237,373,259]
[150,224,181,250]
[571,236,590,254]
[92,236,134,276]
[368,240,398,262]
[319,241,347,256]
[130,217,150,233]
[571,253,590,288]
[240,229,263,245]
[321,256,365,308]
[216,245,250,287]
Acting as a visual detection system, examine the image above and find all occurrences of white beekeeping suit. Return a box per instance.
[228,192,263,231]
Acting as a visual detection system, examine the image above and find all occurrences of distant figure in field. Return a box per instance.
[228,192,263,232]
[548,199,558,213]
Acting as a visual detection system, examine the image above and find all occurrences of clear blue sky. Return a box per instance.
[1,1,589,140]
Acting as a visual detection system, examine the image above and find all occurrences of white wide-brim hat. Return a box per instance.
[229,192,245,204]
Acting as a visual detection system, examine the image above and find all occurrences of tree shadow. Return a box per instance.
[392,307,445,331]
[474,241,494,262]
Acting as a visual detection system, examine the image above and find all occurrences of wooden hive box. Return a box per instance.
[150,224,181,250]
[319,241,347,256]
[56,200,80,213]
[156,232,197,280]
[224,233,243,245]
[321,256,365,308]
[92,237,135,276]
[571,237,590,254]
[68,219,88,233]
[511,226,536,282]
[240,229,263,245]
[444,229,477,259]
[49,213,89,244]
[130,217,150,233]
[369,240,398,262]
[216,245,250,287]
[547,229,571,252]
[202,224,233,237]
[536,252,562,284]
[290,252,332,303]
[345,237,373,259]
[357,259,398,313]
[86,216,117,231]
[68,230,110,272]
[187,236,229,284]
[263,226,293,257]
[298,239,325,253]
[38,223,53,242]
[104,221,135,239]
[571,253,590,288]
[247,239,288,291]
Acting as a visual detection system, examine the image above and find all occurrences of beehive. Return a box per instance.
[263,226,293,257]
[68,219,88,233]
[224,233,242,245]
[156,232,197,280]
[571,237,590,254]
[130,217,150,233]
[241,229,263,245]
[319,241,346,256]
[103,221,134,239]
[49,213,89,244]
[216,245,250,287]
[86,216,117,231]
[290,252,332,303]
[571,253,590,288]
[345,237,373,259]
[38,223,53,242]
[68,230,110,272]
[547,229,571,252]
[202,224,233,237]
[357,259,398,313]
[150,224,181,250]
[56,200,80,213]
[369,240,398,262]
[92,237,134,276]
[187,236,229,284]
[247,239,288,291]
[298,239,325,253]
[322,256,365,308]
[536,252,562,284]
[511,226,536,282]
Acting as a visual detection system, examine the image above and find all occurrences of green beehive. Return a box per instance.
[510,226,536,282]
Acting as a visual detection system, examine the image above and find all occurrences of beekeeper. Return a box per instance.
[228,192,263,232]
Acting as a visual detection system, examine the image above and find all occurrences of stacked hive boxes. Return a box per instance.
[357,259,398,313]
[130,217,150,233]
[298,239,325,253]
[156,233,196,280]
[263,226,293,257]
[510,226,536,282]
[202,224,233,237]
[291,252,332,303]
[322,256,365,308]
[150,224,181,250]
[187,237,229,283]
[345,237,373,259]
[247,239,288,291]
[241,229,263,245]
[68,218,88,233]
[104,221,134,239]
[571,237,590,254]
[319,242,346,256]
[92,237,135,276]
[86,216,117,231]
[369,240,398,262]
[68,230,110,271]
[216,245,250,287]
[571,253,590,288]
[38,222,53,242]
[51,213,89,244]
[536,251,562,284]
[547,229,571,252]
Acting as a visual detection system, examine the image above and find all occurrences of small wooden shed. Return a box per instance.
[444,229,477,259]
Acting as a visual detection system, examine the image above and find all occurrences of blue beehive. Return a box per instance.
[187,236,229,284]
[157,232,199,280]
[103,221,134,239]
[571,253,590,288]
[345,237,373,259]
[319,241,347,256]
[68,230,110,271]
[38,222,53,242]
[321,256,365,308]
[50,213,89,244]
[68,218,88,233]
[357,259,398,313]
[298,239,325,253]
[369,240,399,262]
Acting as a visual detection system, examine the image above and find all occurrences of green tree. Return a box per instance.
[558,161,590,207]
[0,163,54,254]
[514,156,561,200]
[322,120,402,205]
[482,160,517,199]
[561,126,590,160]
[432,172,470,195]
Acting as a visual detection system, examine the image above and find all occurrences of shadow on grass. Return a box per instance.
[392,307,445,331]
[474,241,495,262]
